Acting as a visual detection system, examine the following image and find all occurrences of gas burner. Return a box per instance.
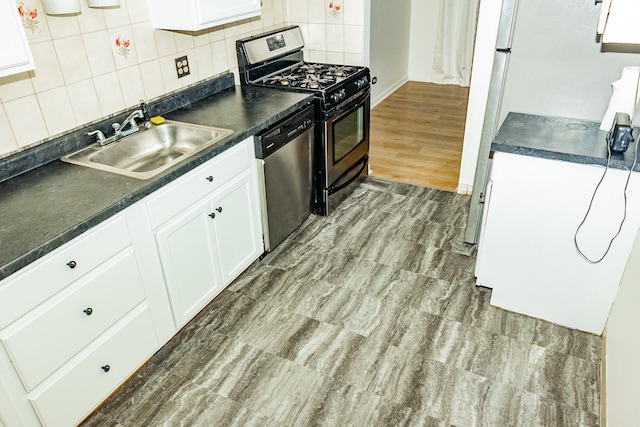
[297,74,335,90]
[323,65,357,78]
[264,74,298,86]
[299,64,321,74]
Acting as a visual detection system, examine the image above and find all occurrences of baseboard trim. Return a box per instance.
[456,183,473,195]
[371,76,408,109]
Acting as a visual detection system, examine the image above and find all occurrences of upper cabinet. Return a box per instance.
[0,0,35,78]
[148,0,261,31]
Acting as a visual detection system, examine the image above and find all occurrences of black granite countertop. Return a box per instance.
[0,82,313,280]
[491,113,640,171]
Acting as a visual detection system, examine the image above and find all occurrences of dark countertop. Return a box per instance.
[491,113,640,171]
[0,84,313,280]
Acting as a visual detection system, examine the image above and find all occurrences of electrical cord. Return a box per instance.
[573,133,639,263]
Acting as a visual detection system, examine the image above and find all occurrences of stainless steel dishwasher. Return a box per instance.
[255,104,315,252]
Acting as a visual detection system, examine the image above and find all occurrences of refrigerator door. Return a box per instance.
[464,0,519,244]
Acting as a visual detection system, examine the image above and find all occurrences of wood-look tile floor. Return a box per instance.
[83,178,601,427]
[369,82,470,191]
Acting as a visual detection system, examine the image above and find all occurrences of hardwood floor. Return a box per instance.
[369,81,470,191]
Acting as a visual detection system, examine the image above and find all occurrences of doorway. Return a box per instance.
[369,82,469,191]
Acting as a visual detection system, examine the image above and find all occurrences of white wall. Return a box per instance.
[499,0,640,124]
[407,0,440,82]
[604,229,640,426]
[457,0,502,194]
[457,0,640,193]
[367,0,412,107]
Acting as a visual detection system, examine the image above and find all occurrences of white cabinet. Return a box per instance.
[476,152,640,334]
[0,214,160,426]
[148,0,261,31]
[0,0,35,78]
[148,138,263,327]
[0,137,263,425]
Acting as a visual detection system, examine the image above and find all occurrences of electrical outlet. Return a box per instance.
[175,56,190,79]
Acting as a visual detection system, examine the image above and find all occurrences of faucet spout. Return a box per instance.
[113,109,145,139]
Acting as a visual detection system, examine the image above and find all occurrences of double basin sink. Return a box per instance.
[62,121,234,180]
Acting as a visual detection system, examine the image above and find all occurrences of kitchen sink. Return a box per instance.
[61,121,234,180]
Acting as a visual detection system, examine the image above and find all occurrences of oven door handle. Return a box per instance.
[328,155,368,195]
[326,87,370,119]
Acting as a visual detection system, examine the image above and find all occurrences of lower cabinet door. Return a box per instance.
[28,304,157,427]
[154,198,223,327]
[210,171,263,285]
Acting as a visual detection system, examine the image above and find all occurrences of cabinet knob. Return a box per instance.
[101,365,110,373]
[216,207,222,213]
[206,176,213,182]
[66,260,77,269]
[208,213,216,219]
[83,307,93,316]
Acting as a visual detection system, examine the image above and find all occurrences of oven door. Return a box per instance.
[324,89,370,187]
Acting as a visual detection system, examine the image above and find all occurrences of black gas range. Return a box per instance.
[237,26,371,216]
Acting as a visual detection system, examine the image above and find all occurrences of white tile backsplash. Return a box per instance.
[131,22,159,63]
[46,14,81,39]
[138,59,165,100]
[28,41,65,93]
[0,73,34,103]
[83,30,117,76]
[0,0,364,159]
[67,79,103,124]
[117,65,146,106]
[54,35,92,84]
[37,87,77,136]
[77,1,107,34]
[93,72,126,114]
[0,105,19,155]
[4,95,49,146]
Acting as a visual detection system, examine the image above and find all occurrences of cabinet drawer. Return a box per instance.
[28,304,158,427]
[146,140,251,228]
[0,215,132,329]
[1,249,146,391]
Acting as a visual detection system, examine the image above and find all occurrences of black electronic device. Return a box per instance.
[606,112,634,153]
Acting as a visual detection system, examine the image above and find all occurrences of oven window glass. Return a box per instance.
[333,105,365,163]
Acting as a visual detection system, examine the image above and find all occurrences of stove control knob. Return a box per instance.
[355,77,368,89]
[331,90,346,103]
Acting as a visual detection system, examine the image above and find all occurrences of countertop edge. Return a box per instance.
[0,88,314,281]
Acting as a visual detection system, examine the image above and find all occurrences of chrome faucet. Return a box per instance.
[87,102,151,146]
[112,109,144,139]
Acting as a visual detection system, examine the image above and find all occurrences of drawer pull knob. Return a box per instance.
[83,307,93,316]
[208,212,216,219]
[66,260,77,269]
[206,176,213,182]
[216,207,222,213]
[101,365,110,373]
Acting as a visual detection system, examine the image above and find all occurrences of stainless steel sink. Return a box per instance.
[61,121,234,179]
